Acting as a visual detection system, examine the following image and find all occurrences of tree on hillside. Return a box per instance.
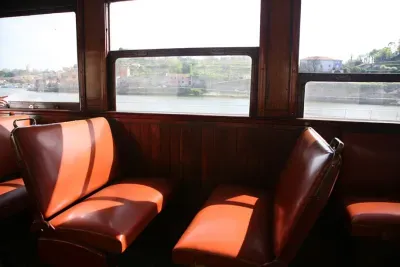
[398,39,400,54]
[167,58,182,73]
[389,42,397,53]
[369,47,393,62]
[299,59,322,73]
[4,72,15,77]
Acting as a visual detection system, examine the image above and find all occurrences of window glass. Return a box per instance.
[304,82,400,122]
[300,0,400,74]
[115,56,252,116]
[110,0,261,50]
[0,12,79,104]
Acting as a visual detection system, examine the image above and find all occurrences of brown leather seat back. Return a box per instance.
[0,115,31,179]
[273,127,342,263]
[11,117,118,219]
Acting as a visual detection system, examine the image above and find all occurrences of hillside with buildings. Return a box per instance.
[300,40,400,105]
[115,56,252,97]
[300,39,400,74]
[0,65,79,93]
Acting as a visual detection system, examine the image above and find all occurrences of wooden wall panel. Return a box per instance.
[338,132,400,198]
[289,0,301,116]
[82,0,108,111]
[180,126,202,188]
[0,0,75,17]
[258,0,296,116]
[265,0,292,111]
[169,125,182,184]
[108,117,304,195]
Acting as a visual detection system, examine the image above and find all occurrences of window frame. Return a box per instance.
[0,8,84,111]
[298,73,400,120]
[297,0,400,123]
[107,47,259,117]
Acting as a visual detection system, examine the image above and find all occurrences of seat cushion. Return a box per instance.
[47,178,173,253]
[0,178,28,219]
[173,185,272,267]
[0,115,31,179]
[345,198,400,238]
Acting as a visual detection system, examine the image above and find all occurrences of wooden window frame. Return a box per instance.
[295,0,400,122]
[0,7,85,112]
[107,47,260,117]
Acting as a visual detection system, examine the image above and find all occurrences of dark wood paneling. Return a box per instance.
[257,0,268,116]
[83,0,108,111]
[258,0,295,116]
[109,116,303,194]
[0,0,75,17]
[289,0,301,116]
[76,0,86,111]
[265,0,292,111]
[338,132,400,198]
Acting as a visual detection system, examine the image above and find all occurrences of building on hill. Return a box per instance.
[389,54,400,61]
[166,73,192,87]
[300,56,343,73]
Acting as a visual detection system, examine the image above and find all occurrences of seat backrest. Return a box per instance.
[0,115,31,179]
[273,127,343,263]
[11,117,119,220]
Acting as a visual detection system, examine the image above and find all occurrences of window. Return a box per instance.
[300,0,400,122]
[304,81,400,122]
[110,50,256,116]
[0,12,79,109]
[110,0,261,50]
[109,0,260,116]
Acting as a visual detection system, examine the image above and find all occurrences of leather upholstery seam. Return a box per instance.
[55,227,122,243]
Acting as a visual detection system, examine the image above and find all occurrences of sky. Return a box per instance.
[109,0,261,50]
[0,0,399,70]
[0,12,77,70]
[300,0,400,60]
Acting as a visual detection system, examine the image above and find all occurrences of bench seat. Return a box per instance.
[173,185,272,267]
[344,198,400,238]
[0,178,27,220]
[11,117,175,266]
[173,128,344,267]
[0,116,32,220]
[48,178,172,253]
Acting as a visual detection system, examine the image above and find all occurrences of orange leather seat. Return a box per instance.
[173,128,343,267]
[174,185,273,267]
[0,115,31,220]
[0,115,31,179]
[11,117,173,266]
[0,178,27,220]
[344,198,400,238]
[48,178,172,253]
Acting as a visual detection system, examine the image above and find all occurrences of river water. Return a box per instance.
[2,87,400,122]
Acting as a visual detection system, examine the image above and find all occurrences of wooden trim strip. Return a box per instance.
[76,0,86,111]
[299,73,400,83]
[288,0,301,117]
[2,102,80,111]
[109,47,259,58]
[257,0,269,117]
[0,6,74,18]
